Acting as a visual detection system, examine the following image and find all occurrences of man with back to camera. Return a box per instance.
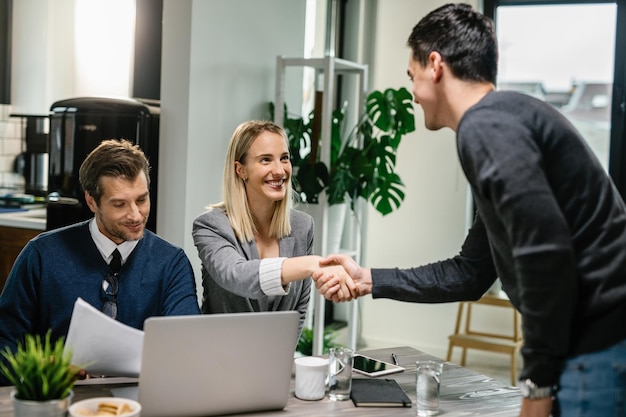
[0,139,200,385]
[313,3,626,416]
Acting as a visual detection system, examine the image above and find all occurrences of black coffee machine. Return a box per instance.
[11,114,49,197]
[46,97,160,232]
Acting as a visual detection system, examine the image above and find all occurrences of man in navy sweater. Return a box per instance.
[0,139,199,385]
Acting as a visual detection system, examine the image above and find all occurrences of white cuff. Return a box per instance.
[259,257,290,296]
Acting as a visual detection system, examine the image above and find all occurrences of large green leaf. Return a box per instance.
[294,162,328,204]
[370,173,406,216]
[366,87,415,149]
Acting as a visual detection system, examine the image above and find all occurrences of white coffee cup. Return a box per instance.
[294,356,329,400]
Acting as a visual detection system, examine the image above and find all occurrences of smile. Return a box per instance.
[126,223,144,231]
[266,179,286,187]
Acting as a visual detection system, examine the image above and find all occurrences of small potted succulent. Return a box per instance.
[0,331,80,417]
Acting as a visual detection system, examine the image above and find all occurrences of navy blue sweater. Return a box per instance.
[0,220,199,384]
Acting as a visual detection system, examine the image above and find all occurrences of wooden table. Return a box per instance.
[0,346,521,416]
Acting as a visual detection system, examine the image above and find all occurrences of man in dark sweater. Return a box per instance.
[314,4,626,417]
[0,139,199,385]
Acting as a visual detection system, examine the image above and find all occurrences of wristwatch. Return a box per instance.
[518,379,554,399]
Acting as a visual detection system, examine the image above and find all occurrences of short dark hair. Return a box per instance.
[407,3,498,84]
[79,139,151,205]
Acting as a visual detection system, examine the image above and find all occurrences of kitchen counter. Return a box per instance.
[0,208,46,230]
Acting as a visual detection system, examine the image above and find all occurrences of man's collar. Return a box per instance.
[89,218,139,262]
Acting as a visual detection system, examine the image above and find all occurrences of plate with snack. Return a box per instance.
[68,397,141,417]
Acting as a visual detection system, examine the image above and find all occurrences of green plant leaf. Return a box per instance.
[367,87,415,140]
[330,104,347,167]
[370,173,406,216]
[296,327,340,356]
[295,162,329,204]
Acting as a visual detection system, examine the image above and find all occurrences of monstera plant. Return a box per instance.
[271,86,415,216]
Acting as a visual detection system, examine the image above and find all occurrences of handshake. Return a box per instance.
[312,254,372,302]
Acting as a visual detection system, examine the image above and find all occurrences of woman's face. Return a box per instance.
[236,131,291,207]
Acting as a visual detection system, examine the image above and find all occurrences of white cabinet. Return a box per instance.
[274,56,369,355]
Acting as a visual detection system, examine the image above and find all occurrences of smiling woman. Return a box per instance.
[192,120,354,340]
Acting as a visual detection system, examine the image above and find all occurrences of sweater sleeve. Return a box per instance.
[371,215,497,302]
[259,257,289,295]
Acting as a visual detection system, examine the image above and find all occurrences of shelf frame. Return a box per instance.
[274,56,369,355]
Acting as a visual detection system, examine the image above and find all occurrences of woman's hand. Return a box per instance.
[313,254,372,302]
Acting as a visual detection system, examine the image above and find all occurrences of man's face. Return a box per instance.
[85,171,150,244]
[407,53,441,131]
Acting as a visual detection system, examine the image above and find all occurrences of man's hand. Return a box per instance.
[519,397,553,417]
[312,254,372,302]
[315,264,357,300]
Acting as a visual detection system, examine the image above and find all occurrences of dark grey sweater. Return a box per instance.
[371,91,626,387]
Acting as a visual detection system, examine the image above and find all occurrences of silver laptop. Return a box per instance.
[136,311,299,417]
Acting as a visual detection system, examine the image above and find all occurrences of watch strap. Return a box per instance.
[519,379,554,399]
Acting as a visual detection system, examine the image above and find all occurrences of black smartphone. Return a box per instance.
[352,354,405,377]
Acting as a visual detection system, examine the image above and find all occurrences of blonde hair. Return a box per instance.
[214,120,293,242]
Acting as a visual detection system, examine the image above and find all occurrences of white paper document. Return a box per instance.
[64,297,144,377]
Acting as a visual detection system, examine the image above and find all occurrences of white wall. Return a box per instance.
[11,0,135,115]
[355,0,472,357]
[159,0,308,301]
[354,1,512,363]
[11,0,61,115]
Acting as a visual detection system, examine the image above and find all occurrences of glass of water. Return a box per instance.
[416,360,443,416]
[328,347,353,400]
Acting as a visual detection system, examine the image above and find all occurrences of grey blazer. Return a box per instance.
[192,207,313,334]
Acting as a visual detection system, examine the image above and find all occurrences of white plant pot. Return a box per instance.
[11,390,73,417]
[326,203,348,254]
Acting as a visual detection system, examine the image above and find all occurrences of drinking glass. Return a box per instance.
[416,360,443,416]
[328,347,353,400]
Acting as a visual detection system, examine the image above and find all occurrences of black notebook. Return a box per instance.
[350,378,412,407]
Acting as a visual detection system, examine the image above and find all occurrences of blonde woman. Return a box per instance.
[192,120,352,335]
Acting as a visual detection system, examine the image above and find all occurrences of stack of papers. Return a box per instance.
[64,298,144,377]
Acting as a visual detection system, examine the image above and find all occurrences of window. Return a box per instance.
[484,0,626,196]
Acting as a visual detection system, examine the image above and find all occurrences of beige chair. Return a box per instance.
[446,293,523,385]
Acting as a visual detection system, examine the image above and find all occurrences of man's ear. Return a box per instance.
[85,191,98,214]
[429,51,445,83]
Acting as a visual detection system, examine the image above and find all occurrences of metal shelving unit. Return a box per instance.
[274,55,369,355]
